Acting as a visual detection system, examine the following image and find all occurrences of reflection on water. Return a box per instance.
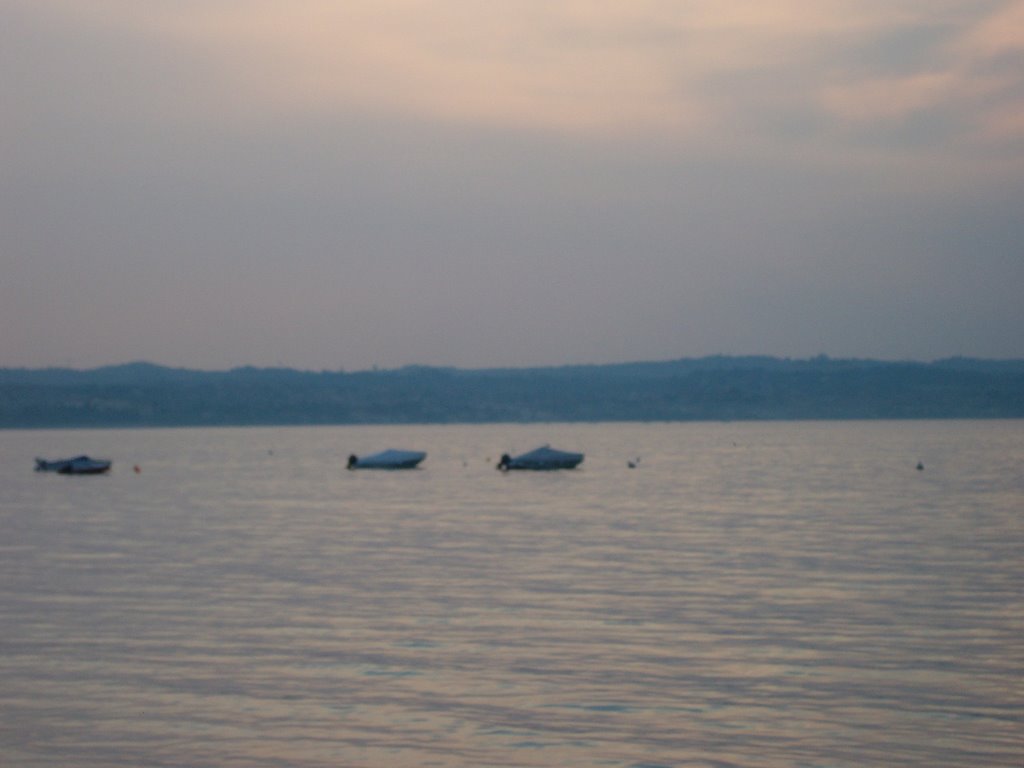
[1,422,1022,767]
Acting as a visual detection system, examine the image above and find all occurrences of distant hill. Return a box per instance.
[1,356,1022,428]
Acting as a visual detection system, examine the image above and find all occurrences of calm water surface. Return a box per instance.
[1,422,1021,767]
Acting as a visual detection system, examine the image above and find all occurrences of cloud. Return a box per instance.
[956,0,1024,57]
[8,0,1020,160]
[821,72,958,123]
[818,1,1024,159]
[169,1,715,137]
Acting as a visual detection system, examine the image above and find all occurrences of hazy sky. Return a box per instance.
[3,1,1023,371]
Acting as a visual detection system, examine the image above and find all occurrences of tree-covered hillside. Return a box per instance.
[1,357,1022,428]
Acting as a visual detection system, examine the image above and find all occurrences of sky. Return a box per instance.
[2,0,1023,371]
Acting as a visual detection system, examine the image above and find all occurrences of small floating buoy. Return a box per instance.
[133,465,141,474]
[916,462,924,471]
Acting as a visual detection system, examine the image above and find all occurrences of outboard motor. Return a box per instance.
[496,453,511,471]
[347,454,358,469]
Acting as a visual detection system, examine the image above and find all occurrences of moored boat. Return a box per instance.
[35,455,112,475]
[497,445,584,471]
[347,449,426,469]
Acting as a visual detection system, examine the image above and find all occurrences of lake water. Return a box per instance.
[1,421,1021,767]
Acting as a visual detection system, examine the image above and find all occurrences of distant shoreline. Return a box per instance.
[2,356,1022,429]
[5,418,1024,435]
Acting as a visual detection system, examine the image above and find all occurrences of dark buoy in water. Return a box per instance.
[133,464,141,474]
[916,462,924,471]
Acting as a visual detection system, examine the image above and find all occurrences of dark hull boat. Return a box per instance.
[497,445,584,471]
[347,449,426,470]
[35,455,112,475]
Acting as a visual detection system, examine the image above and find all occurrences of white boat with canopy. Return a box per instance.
[347,449,426,469]
[35,455,112,475]
[497,445,584,471]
